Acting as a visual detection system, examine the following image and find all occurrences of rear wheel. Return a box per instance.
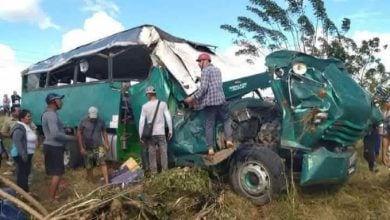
[229,146,286,205]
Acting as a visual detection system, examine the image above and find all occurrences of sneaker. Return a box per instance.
[208,148,215,156]
[226,141,234,149]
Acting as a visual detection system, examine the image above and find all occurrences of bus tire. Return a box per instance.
[229,146,286,205]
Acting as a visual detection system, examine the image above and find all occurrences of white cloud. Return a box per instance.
[0,44,26,99]
[0,0,59,30]
[61,11,124,52]
[218,45,267,81]
[82,0,119,16]
[353,31,390,70]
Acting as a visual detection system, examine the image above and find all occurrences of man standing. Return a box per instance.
[11,91,21,107]
[77,106,110,184]
[1,106,21,169]
[184,53,233,157]
[139,86,172,174]
[41,93,74,201]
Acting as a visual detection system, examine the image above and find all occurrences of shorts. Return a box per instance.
[84,146,107,169]
[43,145,65,176]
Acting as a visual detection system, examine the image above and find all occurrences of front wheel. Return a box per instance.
[229,146,286,205]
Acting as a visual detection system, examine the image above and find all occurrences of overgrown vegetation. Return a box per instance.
[0,136,387,219]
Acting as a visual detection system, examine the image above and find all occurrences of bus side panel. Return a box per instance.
[22,82,121,128]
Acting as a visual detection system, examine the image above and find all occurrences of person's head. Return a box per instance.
[88,106,98,121]
[45,93,64,110]
[13,91,17,95]
[18,109,32,124]
[145,86,157,100]
[10,106,20,118]
[3,94,7,98]
[196,53,211,70]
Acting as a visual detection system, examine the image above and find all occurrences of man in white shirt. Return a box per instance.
[139,86,173,174]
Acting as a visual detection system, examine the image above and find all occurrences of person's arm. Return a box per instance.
[193,69,209,101]
[139,106,146,138]
[100,121,110,151]
[163,103,173,139]
[1,123,10,138]
[46,112,74,141]
[102,129,110,151]
[77,121,86,155]
[12,128,28,162]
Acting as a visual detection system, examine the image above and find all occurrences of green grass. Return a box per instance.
[263,141,390,220]
[2,112,388,219]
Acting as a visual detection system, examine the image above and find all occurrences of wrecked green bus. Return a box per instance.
[21,25,382,205]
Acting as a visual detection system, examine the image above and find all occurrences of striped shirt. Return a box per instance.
[193,64,226,110]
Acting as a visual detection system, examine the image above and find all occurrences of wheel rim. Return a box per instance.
[239,162,270,197]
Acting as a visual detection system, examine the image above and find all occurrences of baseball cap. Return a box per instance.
[88,106,98,119]
[145,86,156,94]
[45,93,64,104]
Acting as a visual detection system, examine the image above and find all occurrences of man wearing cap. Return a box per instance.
[184,53,233,157]
[139,86,173,174]
[77,106,110,184]
[41,93,75,201]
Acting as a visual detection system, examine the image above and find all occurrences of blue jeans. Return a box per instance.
[204,105,233,148]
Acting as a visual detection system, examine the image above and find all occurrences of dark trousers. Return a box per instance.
[147,135,168,174]
[364,130,378,171]
[204,105,233,148]
[13,154,33,192]
[141,143,149,171]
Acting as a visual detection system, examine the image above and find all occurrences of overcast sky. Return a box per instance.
[0,0,390,98]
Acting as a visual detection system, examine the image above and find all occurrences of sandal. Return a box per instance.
[226,141,234,149]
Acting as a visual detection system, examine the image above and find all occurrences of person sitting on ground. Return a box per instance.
[184,53,233,158]
[10,109,37,192]
[77,106,110,184]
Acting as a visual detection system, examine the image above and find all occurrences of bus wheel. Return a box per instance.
[229,146,286,205]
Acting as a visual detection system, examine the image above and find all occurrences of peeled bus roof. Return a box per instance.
[23,25,215,75]
[21,25,265,95]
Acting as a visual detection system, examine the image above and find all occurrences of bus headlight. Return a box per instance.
[292,62,307,75]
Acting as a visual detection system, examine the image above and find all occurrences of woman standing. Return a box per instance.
[2,94,10,116]
[10,109,37,192]
[381,99,390,167]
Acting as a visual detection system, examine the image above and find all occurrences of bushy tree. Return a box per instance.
[221,0,389,92]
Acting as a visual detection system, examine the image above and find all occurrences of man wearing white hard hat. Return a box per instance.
[77,106,110,184]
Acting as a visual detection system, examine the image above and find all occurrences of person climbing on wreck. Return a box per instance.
[184,53,233,158]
